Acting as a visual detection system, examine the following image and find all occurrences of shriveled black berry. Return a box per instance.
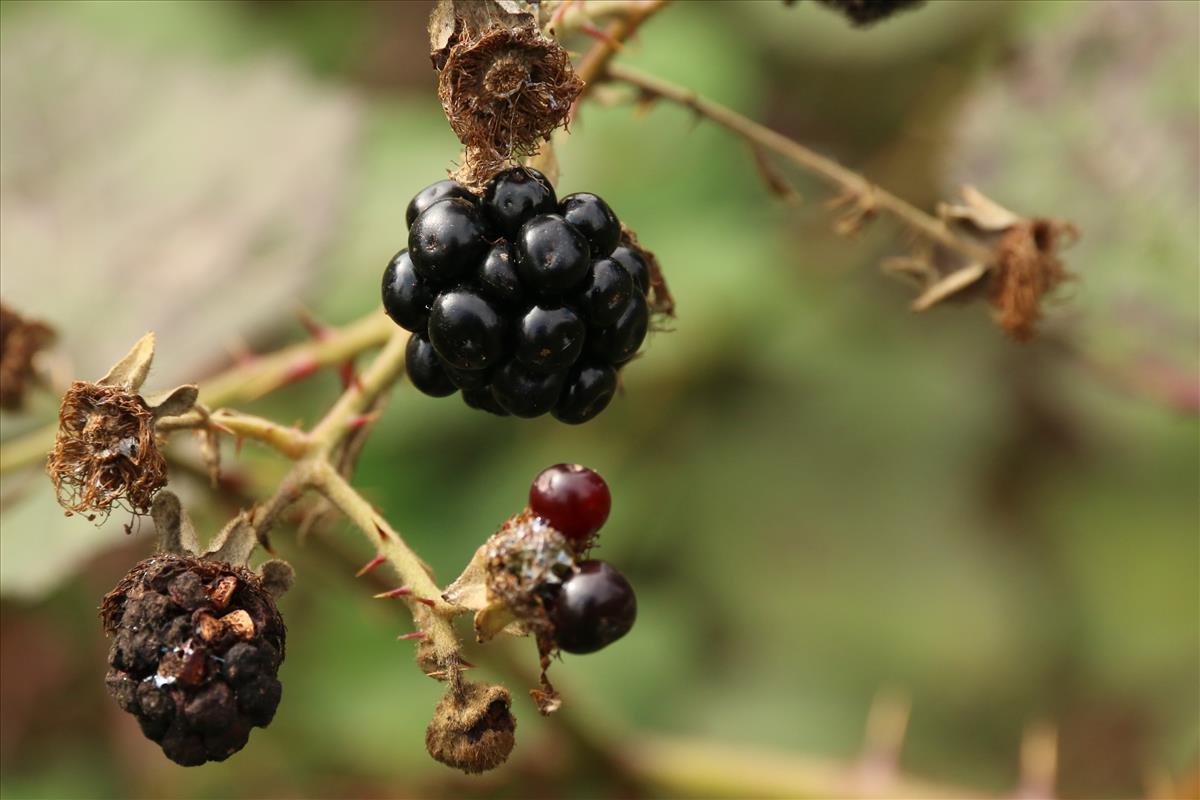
[428,288,510,370]
[587,292,648,364]
[439,359,492,391]
[405,334,458,398]
[573,257,634,327]
[406,179,476,228]
[553,361,617,425]
[476,242,525,307]
[516,304,585,373]
[100,555,287,766]
[463,386,510,416]
[408,198,489,284]
[490,360,566,418]
[547,560,636,654]
[610,245,650,295]
[516,214,591,295]
[559,193,620,256]
[382,250,436,332]
[482,167,556,239]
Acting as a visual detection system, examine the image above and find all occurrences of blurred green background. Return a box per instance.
[1,1,1197,798]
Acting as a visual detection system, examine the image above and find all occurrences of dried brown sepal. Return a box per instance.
[620,225,675,318]
[438,25,584,189]
[0,301,55,410]
[48,381,167,519]
[989,219,1076,342]
[425,681,516,774]
[483,510,576,641]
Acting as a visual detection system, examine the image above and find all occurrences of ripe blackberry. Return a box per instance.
[482,167,556,239]
[406,179,475,228]
[553,361,617,425]
[408,198,489,284]
[406,334,458,398]
[516,214,591,295]
[587,292,649,364]
[382,250,436,332]
[528,464,611,546]
[490,359,565,418]
[101,555,286,766]
[545,560,636,654]
[428,288,510,371]
[386,177,664,424]
[559,193,620,257]
[515,305,585,374]
[574,257,634,327]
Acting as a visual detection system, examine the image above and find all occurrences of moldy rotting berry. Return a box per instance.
[383,168,669,424]
[101,554,286,766]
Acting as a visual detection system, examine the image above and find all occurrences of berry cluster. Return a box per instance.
[486,464,636,654]
[101,555,286,766]
[383,168,654,423]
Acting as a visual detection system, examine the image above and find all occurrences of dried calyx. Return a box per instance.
[902,187,1076,341]
[430,0,583,188]
[0,300,55,410]
[46,333,197,519]
[101,492,294,766]
[425,681,516,774]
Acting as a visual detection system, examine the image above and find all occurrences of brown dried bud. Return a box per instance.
[438,26,583,188]
[989,219,1075,342]
[0,301,55,410]
[47,381,167,518]
[425,681,516,774]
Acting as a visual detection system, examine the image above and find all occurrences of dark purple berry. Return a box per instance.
[482,167,557,238]
[476,242,525,307]
[573,257,634,327]
[516,305,585,373]
[587,292,648,364]
[553,362,618,425]
[516,214,591,295]
[381,250,435,332]
[463,386,510,416]
[428,288,509,370]
[529,464,611,543]
[490,360,566,418]
[405,335,457,398]
[610,245,650,295]
[559,193,620,256]
[408,198,489,284]
[406,179,475,228]
[547,560,636,654]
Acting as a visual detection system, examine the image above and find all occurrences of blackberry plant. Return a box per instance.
[1,0,1084,787]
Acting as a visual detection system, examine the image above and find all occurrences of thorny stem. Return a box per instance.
[571,0,670,96]
[0,311,394,475]
[308,328,410,455]
[602,62,996,266]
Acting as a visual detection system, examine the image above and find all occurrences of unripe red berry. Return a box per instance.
[528,464,611,546]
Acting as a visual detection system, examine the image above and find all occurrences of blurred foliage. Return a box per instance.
[0,1,1196,799]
